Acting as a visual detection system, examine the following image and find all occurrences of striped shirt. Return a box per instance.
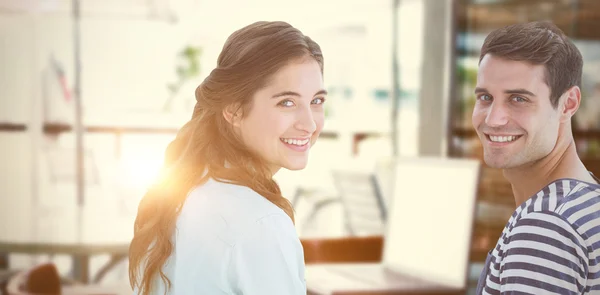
[476,175,600,295]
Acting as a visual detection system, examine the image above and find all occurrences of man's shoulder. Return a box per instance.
[506,178,600,246]
[516,178,600,217]
[481,179,600,295]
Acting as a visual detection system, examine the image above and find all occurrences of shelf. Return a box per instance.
[451,127,476,138]
[457,0,600,41]
[0,123,27,132]
[43,123,179,135]
[42,122,340,139]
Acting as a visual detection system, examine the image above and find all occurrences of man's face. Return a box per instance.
[472,54,563,169]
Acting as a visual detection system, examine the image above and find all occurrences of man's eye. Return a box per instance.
[512,96,526,103]
[478,94,492,101]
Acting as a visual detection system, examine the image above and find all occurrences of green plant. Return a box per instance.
[456,63,478,86]
[163,45,202,111]
[456,63,478,126]
[588,141,600,158]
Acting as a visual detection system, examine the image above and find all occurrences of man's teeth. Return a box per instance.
[489,135,518,143]
[282,138,309,146]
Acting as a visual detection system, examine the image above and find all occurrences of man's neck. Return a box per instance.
[503,139,593,207]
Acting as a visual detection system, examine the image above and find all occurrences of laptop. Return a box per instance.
[305,156,481,295]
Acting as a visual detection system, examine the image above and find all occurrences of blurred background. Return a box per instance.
[0,0,599,294]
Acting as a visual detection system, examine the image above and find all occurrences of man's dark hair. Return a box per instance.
[480,21,583,108]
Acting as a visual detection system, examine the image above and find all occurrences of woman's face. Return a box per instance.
[233,58,326,175]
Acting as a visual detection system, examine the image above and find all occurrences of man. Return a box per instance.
[473,21,600,294]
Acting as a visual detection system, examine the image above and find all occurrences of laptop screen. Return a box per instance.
[382,156,480,289]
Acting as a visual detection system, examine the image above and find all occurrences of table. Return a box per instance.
[0,241,129,284]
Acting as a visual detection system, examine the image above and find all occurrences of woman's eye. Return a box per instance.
[312,97,326,105]
[278,100,295,107]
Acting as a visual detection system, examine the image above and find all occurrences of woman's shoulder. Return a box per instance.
[186,178,281,212]
[179,178,292,238]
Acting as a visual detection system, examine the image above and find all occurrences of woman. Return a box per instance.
[128,21,326,295]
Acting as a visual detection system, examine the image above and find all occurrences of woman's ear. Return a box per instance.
[222,104,243,127]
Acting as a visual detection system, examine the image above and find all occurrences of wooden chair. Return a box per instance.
[6,263,61,295]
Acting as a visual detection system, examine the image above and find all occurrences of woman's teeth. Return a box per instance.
[489,135,519,143]
[281,138,309,146]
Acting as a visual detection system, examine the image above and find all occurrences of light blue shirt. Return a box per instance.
[142,178,306,295]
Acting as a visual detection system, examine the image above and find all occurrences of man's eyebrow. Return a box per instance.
[474,87,488,94]
[504,88,536,97]
[271,89,328,98]
[473,87,536,97]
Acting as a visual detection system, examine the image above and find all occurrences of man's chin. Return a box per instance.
[483,155,514,169]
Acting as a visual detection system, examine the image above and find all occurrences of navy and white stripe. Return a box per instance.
[477,177,600,295]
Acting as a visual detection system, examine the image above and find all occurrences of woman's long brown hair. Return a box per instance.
[128,21,324,295]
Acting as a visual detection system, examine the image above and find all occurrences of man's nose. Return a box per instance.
[485,102,509,127]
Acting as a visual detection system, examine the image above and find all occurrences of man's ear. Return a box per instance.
[560,86,581,123]
[223,104,243,127]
